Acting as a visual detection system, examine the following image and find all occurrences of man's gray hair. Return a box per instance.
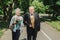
[29,6,34,9]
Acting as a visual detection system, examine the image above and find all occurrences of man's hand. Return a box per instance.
[29,24,32,27]
[25,21,27,23]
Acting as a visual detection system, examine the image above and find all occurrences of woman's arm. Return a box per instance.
[9,16,16,29]
[21,17,24,27]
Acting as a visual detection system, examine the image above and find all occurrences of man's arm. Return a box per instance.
[23,14,28,25]
[23,14,32,27]
[23,14,26,25]
[37,14,40,31]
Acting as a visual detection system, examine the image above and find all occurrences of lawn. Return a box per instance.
[0,21,9,38]
[41,14,60,31]
[0,29,3,38]
[47,21,60,31]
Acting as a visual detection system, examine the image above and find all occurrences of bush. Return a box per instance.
[31,0,48,13]
[0,8,3,15]
[0,30,3,38]
[56,0,60,5]
[57,16,60,20]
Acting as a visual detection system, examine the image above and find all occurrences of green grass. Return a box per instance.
[47,21,60,31]
[0,29,3,38]
[41,15,60,31]
[0,21,8,38]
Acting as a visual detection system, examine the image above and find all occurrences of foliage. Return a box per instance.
[0,0,13,7]
[48,21,60,31]
[0,30,3,37]
[38,0,43,2]
[0,8,3,15]
[43,0,60,20]
[57,16,60,20]
[56,0,60,5]
[31,0,48,13]
[20,0,29,13]
[43,0,58,6]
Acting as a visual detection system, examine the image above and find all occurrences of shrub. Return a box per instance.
[31,0,48,13]
[0,8,3,15]
[56,0,60,5]
[57,16,60,20]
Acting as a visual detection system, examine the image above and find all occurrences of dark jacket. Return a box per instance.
[23,13,40,32]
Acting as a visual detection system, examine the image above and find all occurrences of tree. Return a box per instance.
[0,0,33,22]
[20,0,30,13]
[0,0,13,22]
[31,0,46,13]
[13,0,20,9]
[13,0,30,14]
[43,0,60,20]
[43,0,58,6]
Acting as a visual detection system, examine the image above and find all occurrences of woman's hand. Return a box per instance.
[13,21,17,25]
[9,26,11,29]
[9,26,13,30]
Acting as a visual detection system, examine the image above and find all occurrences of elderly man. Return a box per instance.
[24,6,40,40]
[9,8,23,40]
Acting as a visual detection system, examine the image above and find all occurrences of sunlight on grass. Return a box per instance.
[47,21,60,31]
[0,29,3,38]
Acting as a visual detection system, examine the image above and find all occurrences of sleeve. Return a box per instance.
[23,14,30,26]
[37,14,40,31]
[9,16,14,28]
[23,14,27,25]
[21,17,24,27]
[20,17,24,33]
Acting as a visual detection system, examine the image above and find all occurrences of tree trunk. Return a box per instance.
[8,3,13,22]
[3,6,7,22]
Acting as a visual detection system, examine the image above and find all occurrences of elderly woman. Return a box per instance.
[9,8,23,40]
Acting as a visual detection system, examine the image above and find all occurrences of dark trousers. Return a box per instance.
[12,30,20,40]
[27,28,37,40]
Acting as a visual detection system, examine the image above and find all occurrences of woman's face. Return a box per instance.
[15,9,21,16]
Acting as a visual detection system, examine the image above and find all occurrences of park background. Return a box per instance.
[0,0,60,38]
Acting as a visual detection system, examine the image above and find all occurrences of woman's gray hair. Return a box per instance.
[15,8,21,13]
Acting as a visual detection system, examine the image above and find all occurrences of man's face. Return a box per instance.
[29,7,34,14]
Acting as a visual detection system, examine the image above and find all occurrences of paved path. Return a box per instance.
[0,22,60,40]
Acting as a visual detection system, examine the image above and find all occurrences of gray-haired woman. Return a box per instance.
[9,8,23,40]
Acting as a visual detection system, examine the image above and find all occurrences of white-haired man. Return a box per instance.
[9,8,23,40]
[24,6,40,40]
